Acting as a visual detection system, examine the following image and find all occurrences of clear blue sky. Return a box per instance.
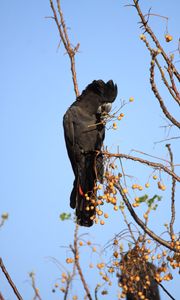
[0,0,179,299]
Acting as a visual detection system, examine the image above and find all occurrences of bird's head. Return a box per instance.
[96,79,118,114]
[77,79,118,115]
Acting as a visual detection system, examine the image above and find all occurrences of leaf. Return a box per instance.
[147,195,162,207]
[138,194,148,203]
[59,212,71,221]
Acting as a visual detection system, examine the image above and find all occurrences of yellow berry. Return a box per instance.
[165,34,173,42]
[113,123,117,129]
[162,251,167,256]
[132,184,138,189]
[113,251,119,258]
[171,234,176,240]
[161,185,166,191]
[135,275,140,281]
[1,212,9,220]
[140,34,146,40]
[143,213,148,220]
[129,96,134,102]
[97,210,103,216]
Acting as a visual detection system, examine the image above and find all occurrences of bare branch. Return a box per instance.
[49,0,79,97]
[158,282,176,300]
[0,292,5,300]
[102,151,180,182]
[29,272,42,300]
[155,57,180,105]
[133,0,180,81]
[120,206,136,243]
[150,53,180,128]
[0,258,23,300]
[154,136,180,145]
[166,144,176,238]
[70,224,93,300]
[115,183,179,252]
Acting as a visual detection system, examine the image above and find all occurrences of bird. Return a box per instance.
[63,79,118,227]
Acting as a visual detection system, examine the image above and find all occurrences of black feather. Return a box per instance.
[63,79,118,227]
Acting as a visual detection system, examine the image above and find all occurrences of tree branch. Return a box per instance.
[49,0,79,97]
[0,292,5,300]
[133,0,180,82]
[115,183,179,252]
[102,151,180,182]
[70,224,93,300]
[29,272,42,300]
[0,258,23,300]
[150,53,180,128]
[166,144,176,238]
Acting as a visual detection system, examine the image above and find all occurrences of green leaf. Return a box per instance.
[138,194,148,203]
[147,195,162,207]
[59,212,71,221]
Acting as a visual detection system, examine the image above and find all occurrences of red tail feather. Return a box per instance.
[78,185,84,196]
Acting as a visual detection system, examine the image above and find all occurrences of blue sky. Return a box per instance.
[0,0,179,299]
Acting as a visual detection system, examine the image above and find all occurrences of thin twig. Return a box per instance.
[70,224,93,300]
[150,52,180,128]
[158,282,176,300]
[29,272,42,300]
[166,144,176,238]
[131,148,170,164]
[94,285,100,300]
[49,0,79,97]
[120,207,136,243]
[154,136,180,145]
[102,151,180,182]
[0,258,23,300]
[63,274,71,300]
[155,57,180,104]
[139,34,180,105]
[0,292,5,300]
[143,13,168,22]
[115,182,179,252]
[133,0,180,82]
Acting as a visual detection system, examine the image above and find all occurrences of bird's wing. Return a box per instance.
[63,107,77,175]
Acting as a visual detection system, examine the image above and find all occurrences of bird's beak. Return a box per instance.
[99,103,112,114]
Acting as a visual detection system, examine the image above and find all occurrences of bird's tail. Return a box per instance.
[70,179,96,227]
[70,153,103,227]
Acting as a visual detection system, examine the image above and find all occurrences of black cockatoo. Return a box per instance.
[63,80,118,227]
